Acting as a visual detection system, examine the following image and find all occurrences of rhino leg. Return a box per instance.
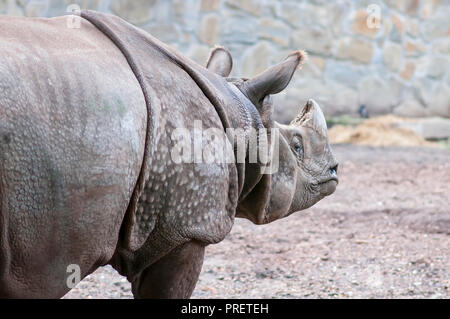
[131,241,205,299]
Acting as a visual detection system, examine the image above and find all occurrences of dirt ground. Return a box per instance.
[64,144,449,299]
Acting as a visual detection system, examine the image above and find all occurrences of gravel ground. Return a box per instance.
[64,144,449,299]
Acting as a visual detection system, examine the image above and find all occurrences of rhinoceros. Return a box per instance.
[0,11,338,298]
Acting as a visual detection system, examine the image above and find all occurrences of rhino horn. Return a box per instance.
[291,99,328,138]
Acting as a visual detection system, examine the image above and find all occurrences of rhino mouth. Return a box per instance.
[318,174,339,185]
[320,177,338,184]
[318,177,338,196]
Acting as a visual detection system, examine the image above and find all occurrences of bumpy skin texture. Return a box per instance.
[0,16,146,297]
[0,11,338,299]
[76,12,242,286]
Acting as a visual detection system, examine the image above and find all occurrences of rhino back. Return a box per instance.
[0,16,146,297]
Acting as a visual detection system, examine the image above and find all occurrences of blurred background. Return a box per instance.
[1,1,448,115]
[1,0,449,145]
[1,0,448,298]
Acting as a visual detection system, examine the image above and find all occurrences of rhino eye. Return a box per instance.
[293,141,303,158]
[294,143,303,155]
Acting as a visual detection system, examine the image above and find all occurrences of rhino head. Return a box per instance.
[206,47,339,224]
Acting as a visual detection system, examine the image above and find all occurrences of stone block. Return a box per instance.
[24,0,48,17]
[336,37,374,64]
[197,13,220,46]
[400,61,416,81]
[383,41,404,72]
[225,0,262,17]
[352,9,379,38]
[422,10,450,41]
[404,39,426,57]
[200,0,221,12]
[111,0,158,25]
[359,76,401,114]
[143,23,180,44]
[259,18,290,48]
[291,26,334,56]
[393,99,427,117]
[241,41,273,78]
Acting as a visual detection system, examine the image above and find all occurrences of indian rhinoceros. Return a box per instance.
[0,10,338,298]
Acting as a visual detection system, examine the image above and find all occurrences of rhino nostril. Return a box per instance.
[330,164,338,175]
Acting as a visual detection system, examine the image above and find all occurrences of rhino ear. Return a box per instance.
[242,50,306,106]
[206,46,233,77]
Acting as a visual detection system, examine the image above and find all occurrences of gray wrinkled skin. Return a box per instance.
[0,12,337,299]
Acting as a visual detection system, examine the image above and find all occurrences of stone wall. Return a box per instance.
[1,0,449,121]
